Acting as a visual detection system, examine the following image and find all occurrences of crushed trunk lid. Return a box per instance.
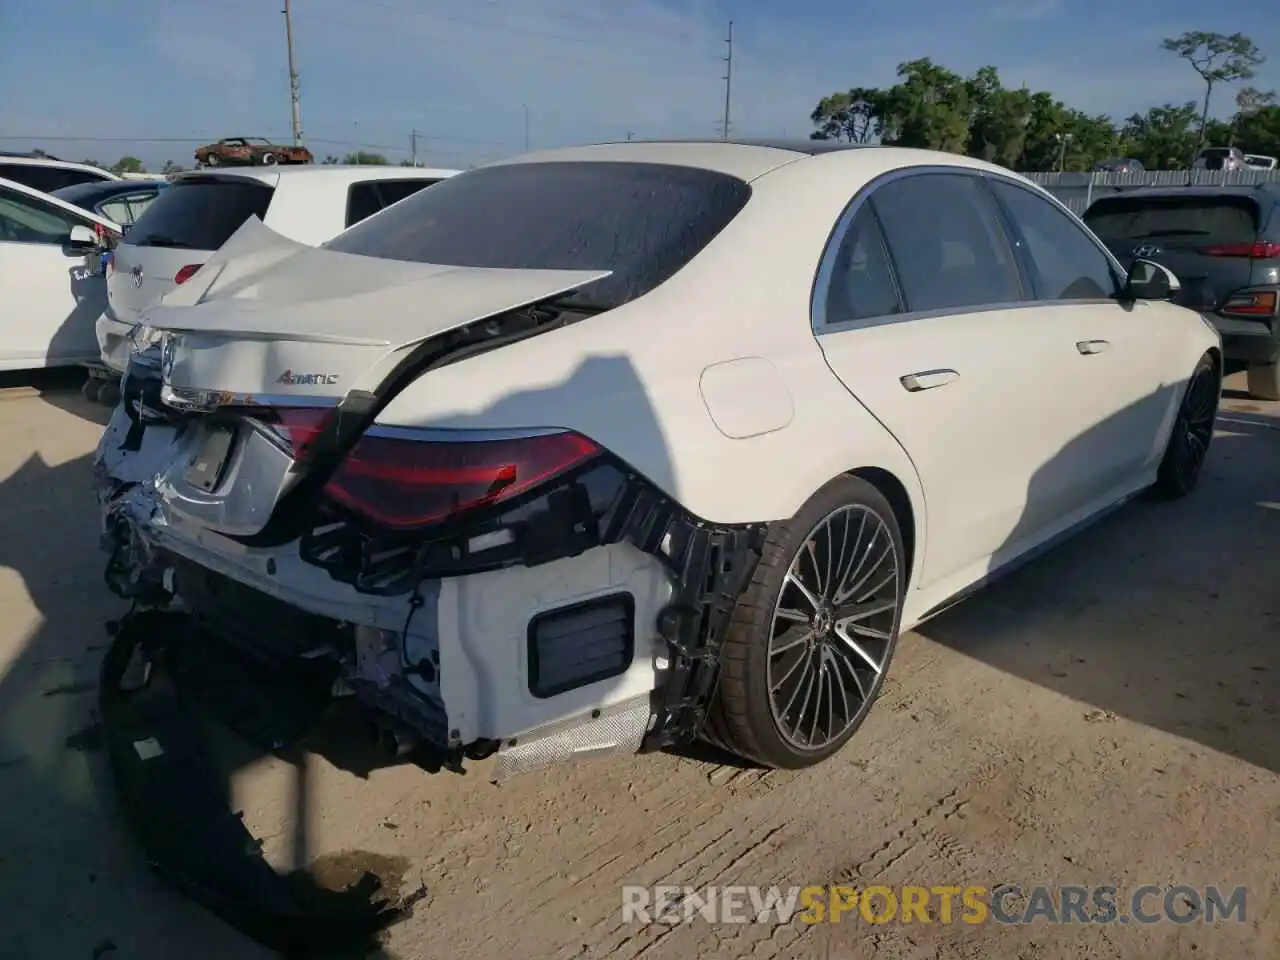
[143,215,610,401]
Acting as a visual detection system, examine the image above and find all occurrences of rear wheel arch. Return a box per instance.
[846,466,917,586]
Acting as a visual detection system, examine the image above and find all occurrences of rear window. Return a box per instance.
[1200,148,1232,160]
[344,178,441,228]
[127,176,274,251]
[0,162,111,192]
[325,161,752,309]
[1083,196,1259,246]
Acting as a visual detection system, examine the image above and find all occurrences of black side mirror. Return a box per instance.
[1124,258,1180,302]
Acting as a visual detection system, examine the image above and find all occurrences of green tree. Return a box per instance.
[1161,31,1266,162]
[321,155,341,165]
[110,156,144,174]
[1119,103,1200,169]
[878,59,971,152]
[809,87,886,143]
[341,151,388,165]
[965,66,1034,167]
[1234,105,1280,156]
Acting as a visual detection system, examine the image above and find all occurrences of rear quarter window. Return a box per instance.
[127,176,275,251]
[1084,196,1259,247]
[344,178,441,228]
[326,161,752,309]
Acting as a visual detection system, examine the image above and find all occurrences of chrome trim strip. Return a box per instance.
[363,424,566,443]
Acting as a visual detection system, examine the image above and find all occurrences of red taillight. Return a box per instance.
[256,406,335,461]
[1220,290,1279,317]
[1201,241,1280,258]
[323,430,601,530]
[173,263,204,285]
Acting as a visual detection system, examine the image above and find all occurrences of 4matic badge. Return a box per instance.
[275,369,340,386]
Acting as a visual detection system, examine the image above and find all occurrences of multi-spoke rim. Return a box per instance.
[1174,365,1218,488]
[766,504,901,752]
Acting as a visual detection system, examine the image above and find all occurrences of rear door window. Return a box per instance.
[869,172,1022,312]
[1084,196,1259,246]
[327,161,752,309]
[127,176,274,251]
[820,205,902,325]
[989,179,1120,300]
[344,178,444,228]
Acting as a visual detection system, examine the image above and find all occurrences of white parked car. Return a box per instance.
[0,153,119,192]
[95,141,1220,783]
[0,175,121,371]
[97,164,460,377]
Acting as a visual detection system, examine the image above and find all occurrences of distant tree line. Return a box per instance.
[809,31,1279,170]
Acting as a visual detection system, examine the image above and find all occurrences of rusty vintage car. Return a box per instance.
[193,137,313,167]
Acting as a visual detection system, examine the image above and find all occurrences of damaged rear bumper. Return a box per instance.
[95,397,765,776]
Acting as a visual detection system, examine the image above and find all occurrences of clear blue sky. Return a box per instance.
[2,0,1277,169]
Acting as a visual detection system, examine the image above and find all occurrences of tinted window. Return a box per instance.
[342,179,438,228]
[0,187,81,244]
[327,161,752,309]
[127,176,274,251]
[822,205,901,324]
[990,180,1119,300]
[0,163,111,192]
[1084,196,1258,247]
[870,173,1020,312]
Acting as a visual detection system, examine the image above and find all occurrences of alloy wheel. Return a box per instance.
[1174,364,1218,489]
[766,504,900,751]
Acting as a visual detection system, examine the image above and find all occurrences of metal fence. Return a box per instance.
[1017,168,1280,215]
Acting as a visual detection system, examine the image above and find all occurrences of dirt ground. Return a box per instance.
[0,369,1275,960]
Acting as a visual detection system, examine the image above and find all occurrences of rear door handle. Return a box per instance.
[900,369,959,392]
[1076,339,1110,355]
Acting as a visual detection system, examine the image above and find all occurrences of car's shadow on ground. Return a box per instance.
[916,398,1280,775]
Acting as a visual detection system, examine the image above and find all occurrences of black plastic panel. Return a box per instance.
[527,593,635,698]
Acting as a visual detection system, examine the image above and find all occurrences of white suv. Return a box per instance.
[97,164,459,380]
[0,154,120,191]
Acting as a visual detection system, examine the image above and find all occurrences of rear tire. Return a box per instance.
[261,153,278,166]
[1151,352,1219,499]
[205,154,220,167]
[1246,359,1280,401]
[705,476,905,769]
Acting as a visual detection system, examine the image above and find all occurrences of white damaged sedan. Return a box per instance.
[93,139,1222,778]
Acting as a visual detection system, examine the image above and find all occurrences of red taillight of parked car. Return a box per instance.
[322,430,602,531]
[1220,290,1279,317]
[1201,241,1280,259]
[173,263,205,285]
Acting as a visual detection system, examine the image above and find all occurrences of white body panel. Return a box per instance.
[0,176,121,370]
[96,142,1221,771]
[98,165,461,371]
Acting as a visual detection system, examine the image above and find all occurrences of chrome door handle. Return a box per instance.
[900,369,959,392]
[1076,339,1110,355]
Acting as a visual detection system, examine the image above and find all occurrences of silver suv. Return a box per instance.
[1084,184,1280,398]
[1192,146,1247,172]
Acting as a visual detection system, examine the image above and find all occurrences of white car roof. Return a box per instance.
[170,164,461,187]
[0,174,123,231]
[0,155,120,181]
[486,138,1032,186]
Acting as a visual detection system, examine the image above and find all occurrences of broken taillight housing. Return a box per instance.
[173,263,205,285]
[255,406,336,462]
[322,429,602,531]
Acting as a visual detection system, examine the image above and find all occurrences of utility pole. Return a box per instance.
[721,20,733,140]
[522,103,530,152]
[283,0,303,145]
[410,129,418,166]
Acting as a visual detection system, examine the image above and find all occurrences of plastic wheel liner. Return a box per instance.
[95,291,769,953]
